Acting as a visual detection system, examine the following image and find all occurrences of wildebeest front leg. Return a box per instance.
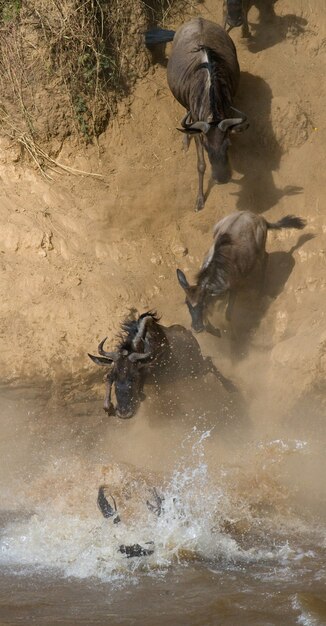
[226,290,236,321]
[194,135,206,211]
[103,373,114,414]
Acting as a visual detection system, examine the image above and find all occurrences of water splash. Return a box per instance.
[0,429,323,582]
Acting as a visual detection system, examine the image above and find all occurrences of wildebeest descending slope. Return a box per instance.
[166,17,249,211]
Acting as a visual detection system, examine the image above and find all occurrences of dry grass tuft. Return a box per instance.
[0,0,197,174]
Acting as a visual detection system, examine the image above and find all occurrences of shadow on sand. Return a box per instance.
[226,233,315,358]
[228,71,303,213]
[245,2,308,54]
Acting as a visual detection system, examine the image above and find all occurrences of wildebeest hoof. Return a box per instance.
[195,197,205,212]
[119,542,155,558]
[97,486,121,523]
[103,403,115,416]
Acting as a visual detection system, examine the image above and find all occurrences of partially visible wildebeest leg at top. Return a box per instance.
[242,2,251,37]
[222,3,229,31]
[194,135,206,212]
[226,290,237,321]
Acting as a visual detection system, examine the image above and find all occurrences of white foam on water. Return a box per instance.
[292,594,322,626]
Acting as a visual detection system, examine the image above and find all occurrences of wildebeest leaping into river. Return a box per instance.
[88,311,235,418]
[145,18,249,211]
[177,211,306,333]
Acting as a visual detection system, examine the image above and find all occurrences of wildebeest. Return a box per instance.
[97,485,156,558]
[88,311,234,418]
[177,211,306,333]
[145,18,249,211]
[223,0,277,37]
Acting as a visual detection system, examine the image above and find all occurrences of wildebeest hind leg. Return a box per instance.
[260,251,269,295]
[204,357,237,392]
[194,135,206,211]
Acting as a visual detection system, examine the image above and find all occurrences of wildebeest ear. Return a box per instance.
[88,354,114,366]
[176,269,189,290]
[230,121,250,134]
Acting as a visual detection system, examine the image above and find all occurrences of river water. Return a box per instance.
[0,383,325,625]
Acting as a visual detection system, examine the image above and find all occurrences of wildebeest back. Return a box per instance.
[167,18,240,121]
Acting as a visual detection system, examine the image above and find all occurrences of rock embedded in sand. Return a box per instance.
[269,97,311,152]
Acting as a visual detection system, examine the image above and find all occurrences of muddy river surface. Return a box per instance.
[0,387,325,625]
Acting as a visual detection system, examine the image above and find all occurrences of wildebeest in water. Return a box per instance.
[88,311,234,418]
[145,18,249,211]
[177,211,306,333]
[97,485,159,558]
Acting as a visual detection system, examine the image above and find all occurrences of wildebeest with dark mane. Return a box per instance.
[177,211,306,333]
[223,0,277,37]
[88,311,234,418]
[145,18,249,211]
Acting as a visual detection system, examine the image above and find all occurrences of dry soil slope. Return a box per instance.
[0,0,325,424]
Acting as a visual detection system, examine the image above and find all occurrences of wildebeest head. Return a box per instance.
[178,108,249,185]
[177,233,232,333]
[88,342,151,418]
[176,269,206,333]
[88,313,165,419]
[225,0,245,29]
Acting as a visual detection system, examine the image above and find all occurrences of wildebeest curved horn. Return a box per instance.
[88,353,116,366]
[128,352,152,363]
[132,314,154,351]
[98,337,118,361]
[181,111,192,128]
[178,116,211,135]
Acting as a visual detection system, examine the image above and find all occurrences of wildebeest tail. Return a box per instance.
[144,27,175,46]
[266,215,306,230]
